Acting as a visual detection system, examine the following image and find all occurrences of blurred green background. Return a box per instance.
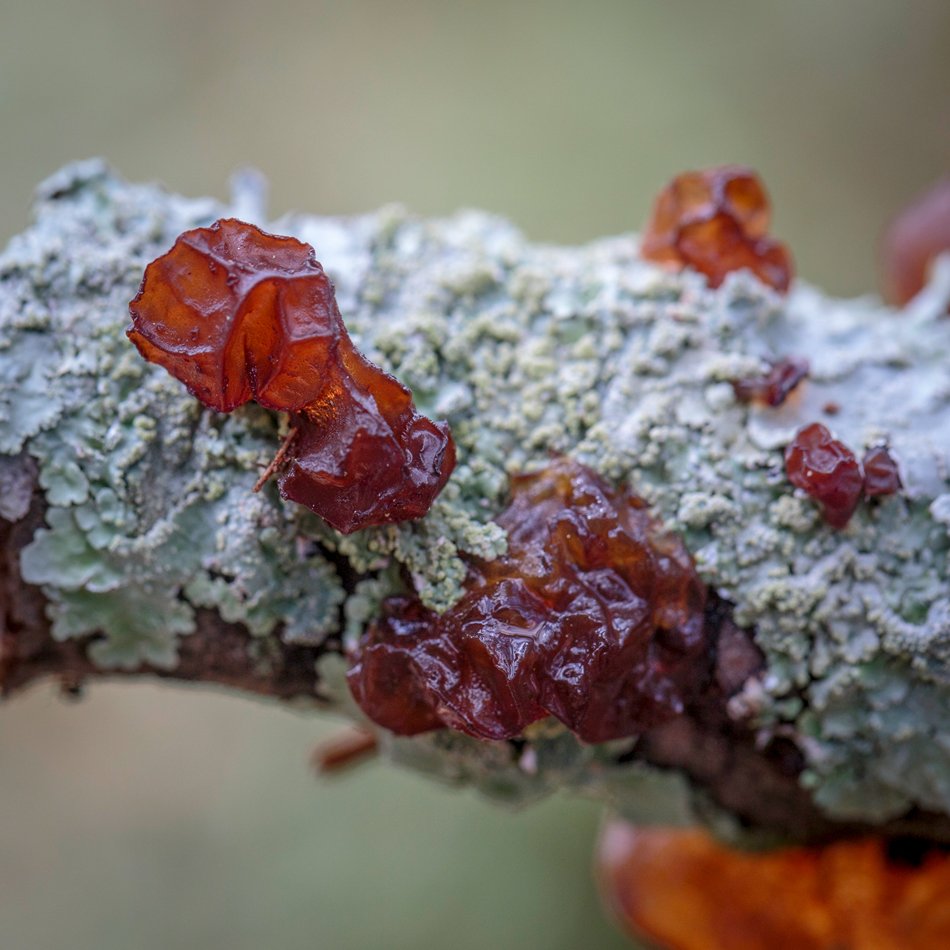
[0,1,947,948]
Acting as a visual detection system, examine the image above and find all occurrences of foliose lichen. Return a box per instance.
[3,161,950,828]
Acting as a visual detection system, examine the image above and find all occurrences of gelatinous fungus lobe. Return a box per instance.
[881,176,950,306]
[127,218,455,533]
[597,820,950,950]
[785,423,864,529]
[641,166,793,292]
[348,458,710,743]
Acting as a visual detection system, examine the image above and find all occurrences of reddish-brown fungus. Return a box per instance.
[863,445,902,498]
[732,356,809,407]
[881,176,950,306]
[597,820,950,950]
[785,423,864,529]
[127,218,455,533]
[641,166,793,292]
[347,458,709,743]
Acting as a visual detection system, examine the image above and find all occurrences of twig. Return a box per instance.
[253,426,299,493]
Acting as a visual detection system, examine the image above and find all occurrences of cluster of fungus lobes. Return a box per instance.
[640,165,793,293]
[127,217,455,534]
[597,819,950,950]
[785,423,902,530]
[3,161,950,830]
[348,458,709,742]
[881,176,950,308]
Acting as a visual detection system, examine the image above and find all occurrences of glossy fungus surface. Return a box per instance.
[732,356,809,407]
[347,458,709,743]
[641,166,793,292]
[127,218,455,533]
[785,423,864,529]
[862,445,902,498]
[597,820,950,950]
[881,176,950,306]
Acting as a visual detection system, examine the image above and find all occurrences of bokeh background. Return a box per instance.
[1,2,947,948]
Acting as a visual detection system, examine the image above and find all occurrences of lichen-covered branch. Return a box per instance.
[3,161,950,847]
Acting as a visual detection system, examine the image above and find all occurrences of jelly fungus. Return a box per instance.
[596,819,950,950]
[862,445,902,498]
[347,458,709,743]
[785,425,903,528]
[732,356,809,407]
[785,423,864,529]
[881,176,950,306]
[641,166,793,292]
[127,219,455,533]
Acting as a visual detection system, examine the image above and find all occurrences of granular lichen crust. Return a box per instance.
[3,162,950,827]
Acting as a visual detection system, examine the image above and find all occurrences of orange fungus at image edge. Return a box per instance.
[596,820,950,950]
[784,423,864,530]
[347,458,710,743]
[641,165,793,293]
[881,176,950,306]
[126,218,455,534]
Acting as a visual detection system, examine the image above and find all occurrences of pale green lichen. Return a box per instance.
[3,162,950,828]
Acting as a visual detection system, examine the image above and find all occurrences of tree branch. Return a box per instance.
[3,160,950,849]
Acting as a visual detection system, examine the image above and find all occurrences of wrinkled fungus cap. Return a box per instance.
[597,819,950,950]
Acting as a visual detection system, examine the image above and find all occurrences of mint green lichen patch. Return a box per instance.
[800,658,950,822]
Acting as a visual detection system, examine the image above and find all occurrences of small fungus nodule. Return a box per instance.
[347,458,710,743]
[862,445,902,498]
[881,176,950,307]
